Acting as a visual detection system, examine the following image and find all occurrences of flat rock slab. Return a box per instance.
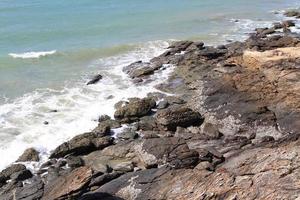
[42,166,92,200]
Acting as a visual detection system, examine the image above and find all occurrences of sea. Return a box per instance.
[0,0,299,170]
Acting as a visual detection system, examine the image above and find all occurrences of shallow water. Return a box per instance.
[0,0,299,170]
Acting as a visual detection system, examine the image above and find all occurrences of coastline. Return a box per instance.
[1,8,300,200]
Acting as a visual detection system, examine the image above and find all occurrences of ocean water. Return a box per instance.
[0,0,299,170]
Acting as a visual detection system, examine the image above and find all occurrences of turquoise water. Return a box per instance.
[0,0,299,170]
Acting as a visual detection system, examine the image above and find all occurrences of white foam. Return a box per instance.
[9,50,57,59]
[0,40,170,171]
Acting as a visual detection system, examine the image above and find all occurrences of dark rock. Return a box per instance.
[156,107,203,131]
[118,128,139,140]
[66,156,84,168]
[114,97,156,122]
[16,148,40,162]
[87,74,103,85]
[88,172,123,188]
[273,22,283,29]
[284,10,300,18]
[138,116,158,131]
[0,164,26,183]
[98,115,111,122]
[43,121,49,125]
[282,20,295,28]
[10,169,33,182]
[137,137,199,169]
[54,159,67,168]
[15,177,44,200]
[50,132,114,159]
[123,61,161,79]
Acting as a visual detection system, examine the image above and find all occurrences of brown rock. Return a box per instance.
[16,148,40,162]
[42,166,92,200]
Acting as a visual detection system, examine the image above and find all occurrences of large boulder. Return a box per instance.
[50,132,114,159]
[123,61,161,79]
[114,97,156,122]
[16,148,40,162]
[156,107,203,131]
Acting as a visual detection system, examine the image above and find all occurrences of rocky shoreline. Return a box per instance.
[1,9,300,200]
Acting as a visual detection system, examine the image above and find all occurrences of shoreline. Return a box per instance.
[1,8,300,200]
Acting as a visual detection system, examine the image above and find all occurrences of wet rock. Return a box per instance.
[284,10,300,18]
[117,128,139,140]
[16,148,40,162]
[282,20,295,27]
[156,107,203,131]
[123,61,159,79]
[92,121,112,136]
[50,132,114,159]
[114,97,156,122]
[42,166,92,200]
[0,164,26,183]
[87,74,103,85]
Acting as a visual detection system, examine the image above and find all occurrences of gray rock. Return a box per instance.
[0,164,26,183]
[156,107,203,131]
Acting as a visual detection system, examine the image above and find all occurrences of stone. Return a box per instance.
[66,156,84,168]
[202,122,223,139]
[42,167,93,200]
[88,172,123,188]
[135,137,199,169]
[15,177,44,200]
[282,20,296,27]
[87,74,102,85]
[156,100,169,109]
[98,115,111,122]
[114,97,156,122]
[111,161,134,173]
[156,107,203,131]
[10,169,33,182]
[117,129,138,140]
[284,10,300,18]
[0,164,26,183]
[50,132,114,159]
[16,148,40,162]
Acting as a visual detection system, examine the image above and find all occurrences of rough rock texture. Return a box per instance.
[50,132,113,159]
[16,148,40,162]
[114,97,156,122]
[156,107,203,131]
[42,167,92,200]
